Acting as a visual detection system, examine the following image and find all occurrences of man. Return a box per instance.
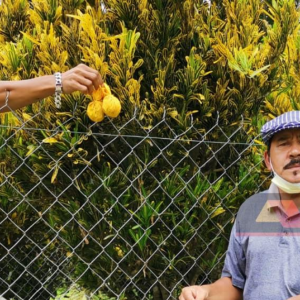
[179,110,300,300]
[0,63,103,112]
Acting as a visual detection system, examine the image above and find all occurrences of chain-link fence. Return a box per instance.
[0,107,268,300]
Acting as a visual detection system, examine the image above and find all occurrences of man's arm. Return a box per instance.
[0,64,103,112]
[179,277,242,300]
[287,296,300,300]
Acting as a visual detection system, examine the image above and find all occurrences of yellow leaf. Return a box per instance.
[254,139,265,145]
[51,165,59,184]
[66,252,73,258]
[43,137,59,144]
[65,14,82,21]
[26,145,36,157]
[186,110,199,117]
[211,207,225,219]
[169,110,178,118]
[20,32,41,45]
[173,93,185,100]
[268,113,275,119]
[199,94,205,100]
[115,246,124,257]
[22,113,32,122]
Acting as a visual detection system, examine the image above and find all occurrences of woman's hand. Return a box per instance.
[62,64,103,95]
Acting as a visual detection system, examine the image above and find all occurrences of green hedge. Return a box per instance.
[0,0,299,299]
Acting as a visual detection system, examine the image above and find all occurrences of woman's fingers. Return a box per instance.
[61,64,103,94]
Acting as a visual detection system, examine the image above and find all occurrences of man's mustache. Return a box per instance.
[284,158,300,169]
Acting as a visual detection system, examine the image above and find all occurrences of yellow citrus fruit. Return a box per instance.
[87,101,105,122]
[102,95,121,118]
[92,83,111,102]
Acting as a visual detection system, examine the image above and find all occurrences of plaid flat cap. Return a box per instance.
[261,111,300,144]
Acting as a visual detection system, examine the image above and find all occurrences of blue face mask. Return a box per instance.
[270,160,300,194]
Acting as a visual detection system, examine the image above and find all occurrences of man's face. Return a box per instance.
[264,128,300,183]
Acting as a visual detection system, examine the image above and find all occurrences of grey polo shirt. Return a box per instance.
[221,183,300,300]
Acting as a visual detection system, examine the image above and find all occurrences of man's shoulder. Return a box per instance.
[234,190,284,234]
[236,191,268,222]
[239,191,268,210]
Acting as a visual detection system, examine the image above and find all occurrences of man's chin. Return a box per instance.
[283,169,300,181]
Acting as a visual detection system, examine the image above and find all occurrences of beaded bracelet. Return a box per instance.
[54,72,62,108]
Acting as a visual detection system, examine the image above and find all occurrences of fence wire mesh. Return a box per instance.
[0,106,269,300]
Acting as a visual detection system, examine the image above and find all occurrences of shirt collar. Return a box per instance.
[267,183,300,218]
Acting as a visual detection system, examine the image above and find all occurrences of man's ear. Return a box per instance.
[264,150,272,171]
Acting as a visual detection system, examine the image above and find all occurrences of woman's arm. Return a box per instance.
[0,64,103,112]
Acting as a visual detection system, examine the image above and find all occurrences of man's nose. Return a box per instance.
[289,143,300,157]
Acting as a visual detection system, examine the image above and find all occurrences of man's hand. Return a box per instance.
[62,64,103,95]
[287,296,300,300]
[179,278,242,300]
[179,285,209,300]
